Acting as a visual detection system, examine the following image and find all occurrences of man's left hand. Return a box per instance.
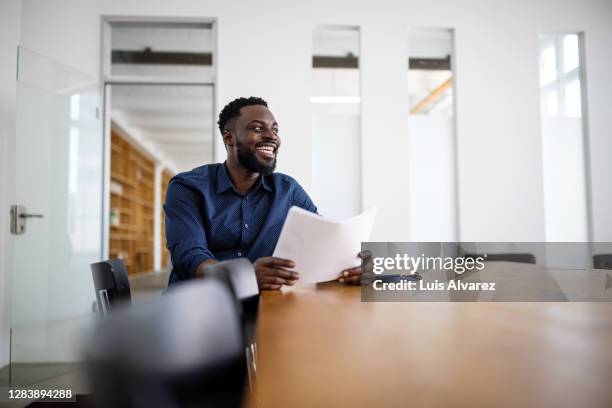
[338,250,372,285]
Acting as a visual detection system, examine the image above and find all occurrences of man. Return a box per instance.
[165,97,364,289]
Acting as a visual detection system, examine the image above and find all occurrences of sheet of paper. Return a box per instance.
[273,206,377,283]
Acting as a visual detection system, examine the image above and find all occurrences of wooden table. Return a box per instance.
[246,281,612,408]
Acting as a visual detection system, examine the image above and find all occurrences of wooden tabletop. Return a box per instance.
[246,281,612,408]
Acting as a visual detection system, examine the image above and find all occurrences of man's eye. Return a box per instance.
[253,127,263,132]
[272,128,279,134]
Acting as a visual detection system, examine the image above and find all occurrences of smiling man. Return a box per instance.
[165,97,363,289]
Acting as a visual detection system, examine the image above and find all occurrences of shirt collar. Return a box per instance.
[260,173,273,192]
[216,162,234,194]
[216,162,274,194]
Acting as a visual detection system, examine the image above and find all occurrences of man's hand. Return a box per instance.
[253,257,299,290]
[338,250,373,285]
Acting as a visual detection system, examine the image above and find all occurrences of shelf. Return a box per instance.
[110,125,156,276]
[129,155,154,172]
[139,180,155,189]
[109,233,137,241]
[110,224,138,231]
[111,172,137,188]
[110,191,154,209]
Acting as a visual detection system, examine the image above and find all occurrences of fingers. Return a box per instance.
[359,250,372,260]
[338,251,373,286]
[254,257,300,291]
[259,282,282,290]
[258,267,299,280]
[258,256,295,269]
[265,268,299,280]
[359,250,374,274]
[259,274,297,286]
[338,266,362,285]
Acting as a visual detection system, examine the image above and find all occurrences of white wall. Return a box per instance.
[409,116,457,241]
[541,117,588,241]
[311,113,361,219]
[0,0,21,370]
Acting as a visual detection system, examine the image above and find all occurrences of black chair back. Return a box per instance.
[204,259,260,346]
[86,279,246,408]
[91,259,132,317]
[594,254,612,270]
[464,253,536,264]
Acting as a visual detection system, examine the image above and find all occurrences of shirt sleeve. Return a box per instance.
[292,182,318,214]
[164,178,215,280]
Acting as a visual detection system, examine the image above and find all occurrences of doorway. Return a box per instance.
[102,18,217,282]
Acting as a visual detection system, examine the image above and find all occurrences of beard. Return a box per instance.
[236,140,277,176]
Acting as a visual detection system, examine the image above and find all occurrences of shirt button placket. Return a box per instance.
[240,195,249,257]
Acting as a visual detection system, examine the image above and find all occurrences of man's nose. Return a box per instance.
[262,128,279,141]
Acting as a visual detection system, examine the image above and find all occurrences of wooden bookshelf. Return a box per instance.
[109,125,155,275]
[161,169,174,270]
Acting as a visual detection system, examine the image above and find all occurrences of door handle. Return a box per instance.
[19,213,44,218]
[10,205,43,234]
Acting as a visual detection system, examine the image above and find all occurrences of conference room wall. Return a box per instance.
[2,0,611,364]
[14,0,612,242]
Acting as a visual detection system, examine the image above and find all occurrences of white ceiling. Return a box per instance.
[111,84,215,173]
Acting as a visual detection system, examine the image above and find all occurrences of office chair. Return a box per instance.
[464,253,536,264]
[90,259,132,318]
[593,254,612,270]
[203,259,260,385]
[86,279,247,408]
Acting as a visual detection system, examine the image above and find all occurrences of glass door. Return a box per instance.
[9,47,102,388]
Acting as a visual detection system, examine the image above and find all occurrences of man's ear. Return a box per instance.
[222,130,234,147]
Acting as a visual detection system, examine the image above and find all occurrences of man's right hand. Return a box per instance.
[253,257,299,290]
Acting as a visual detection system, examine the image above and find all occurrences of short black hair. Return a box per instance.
[217,96,268,135]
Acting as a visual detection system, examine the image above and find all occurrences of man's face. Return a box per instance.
[225,105,280,176]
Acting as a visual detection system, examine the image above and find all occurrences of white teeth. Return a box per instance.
[256,146,275,153]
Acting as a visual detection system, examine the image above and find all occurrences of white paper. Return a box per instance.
[273,206,377,283]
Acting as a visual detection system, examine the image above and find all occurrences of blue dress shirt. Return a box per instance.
[164,162,317,285]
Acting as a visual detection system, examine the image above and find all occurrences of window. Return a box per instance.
[539,32,589,242]
[539,34,583,118]
[310,25,361,219]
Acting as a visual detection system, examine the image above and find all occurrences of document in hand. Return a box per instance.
[273,206,377,283]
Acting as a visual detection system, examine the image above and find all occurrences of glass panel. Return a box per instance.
[407,28,453,116]
[10,47,102,388]
[109,21,214,81]
[539,44,557,87]
[108,84,214,275]
[539,33,589,241]
[407,28,457,241]
[565,79,582,118]
[539,33,583,118]
[563,34,579,73]
[542,89,559,116]
[311,26,361,219]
